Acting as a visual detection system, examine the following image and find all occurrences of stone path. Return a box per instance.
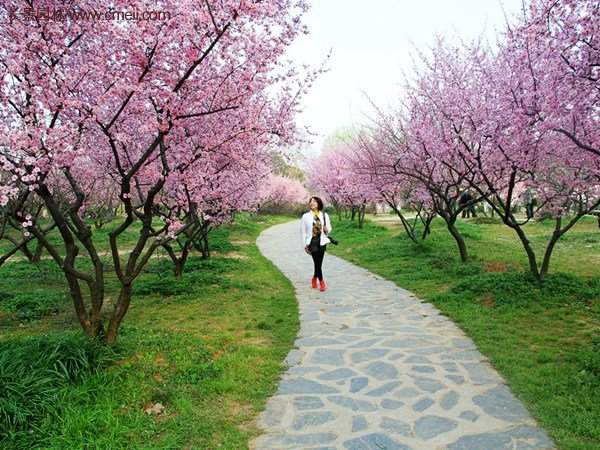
[250,220,555,450]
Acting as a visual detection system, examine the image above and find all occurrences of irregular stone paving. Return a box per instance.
[250,221,556,450]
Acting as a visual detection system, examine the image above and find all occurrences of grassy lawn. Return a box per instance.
[328,214,600,450]
[0,213,298,450]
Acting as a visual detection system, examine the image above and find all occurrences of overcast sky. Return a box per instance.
[286,0,525,160]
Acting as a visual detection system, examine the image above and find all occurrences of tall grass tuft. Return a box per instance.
[0,333,116,437]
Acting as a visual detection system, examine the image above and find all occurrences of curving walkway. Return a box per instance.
[251,220,555,450]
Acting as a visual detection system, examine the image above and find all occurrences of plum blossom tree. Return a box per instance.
[346,0,599,275]
[406,24,600,279]
[308,141,378,228]
[350,130,436,243]
[0,0,312,343]
[518,0,600,158]
[258,174,309,214]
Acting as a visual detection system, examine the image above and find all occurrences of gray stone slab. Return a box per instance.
[343,433,411,450]
[311,348,346,366]
[440,390,459,410]
[365,381,401,397]
[381,417,412,437]
[414,377,446,393]
[381,338,431,348]
[441,350,483,361]
[326,395,377,412]
[279,378,339,394]
[462,362,503,384]
[264,432,338,446]
[284,349,305,366]
[351,348,390,363]
[413,346,450,355]
[473,385,530,422]
[260,398,286,427]
[352,415,368,432]
[318,368,356,380]
[346,338,381,348]
[506,425,555,449]
[296,337,342,346]
[293,411,336,430]
[447,432,514,450]
[459,410,479,422]
[364,361,398,380]
[405,355,432,364]
[294,396,325,410]
[414,415,459,440]
[395,387,420,399]
[446,374,465,384]
[381,399,404,409]
[350,377,369,393]
[412,397,434,412]
[411,365,436,374]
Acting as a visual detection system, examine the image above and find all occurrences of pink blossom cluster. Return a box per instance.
[258,174,310,209]
[0,0,316,341]
[343,0,599,278]
[307,140,379,211]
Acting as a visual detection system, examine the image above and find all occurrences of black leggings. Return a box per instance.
[311,247,326,280]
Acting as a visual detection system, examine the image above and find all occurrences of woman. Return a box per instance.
[301,196,332,291]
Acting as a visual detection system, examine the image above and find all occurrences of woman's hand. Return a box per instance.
[304,245,311,255]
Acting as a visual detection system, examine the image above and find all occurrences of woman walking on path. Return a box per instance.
[301,196,332,292]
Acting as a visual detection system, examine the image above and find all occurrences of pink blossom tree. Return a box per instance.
[0,0,311,343]
[350,129,436,243]
[308,141,378,228]
[258,174,310,214]
[406,22,600,279]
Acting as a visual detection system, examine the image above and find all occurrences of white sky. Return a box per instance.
[286,0,525,161]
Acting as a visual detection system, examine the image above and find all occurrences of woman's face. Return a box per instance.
[309,198,318,210]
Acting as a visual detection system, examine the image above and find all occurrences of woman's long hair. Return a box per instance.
[309,196,324,211]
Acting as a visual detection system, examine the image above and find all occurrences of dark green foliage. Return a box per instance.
[576,335,600,387]
[0,333,116,435]
[445,272,600,308]
[0,260,62,282]
[0,290,67,321]
[133,256,243,297]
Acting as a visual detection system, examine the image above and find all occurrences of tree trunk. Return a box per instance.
[508,221,540,280]
[421,215,433,239]
[200,233,210,259]
[389,203,418,243]
[539,218,562,281]
[174,259,184,278]
[358,204,366,229]
[106,283,132,345]
[446,218,468,262]
[31,241,44,263]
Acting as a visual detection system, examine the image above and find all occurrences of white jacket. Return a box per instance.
[301,210,332,248]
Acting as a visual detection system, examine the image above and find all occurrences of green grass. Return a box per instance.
[0,213,299,449]
[329,215,600,450]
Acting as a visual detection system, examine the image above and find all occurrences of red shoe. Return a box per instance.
[311,277,318,289]
[319,279,327,292]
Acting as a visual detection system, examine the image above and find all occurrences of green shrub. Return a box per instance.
[447,272,598,307]
[575,336,600,388]
[134,257,243,297]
